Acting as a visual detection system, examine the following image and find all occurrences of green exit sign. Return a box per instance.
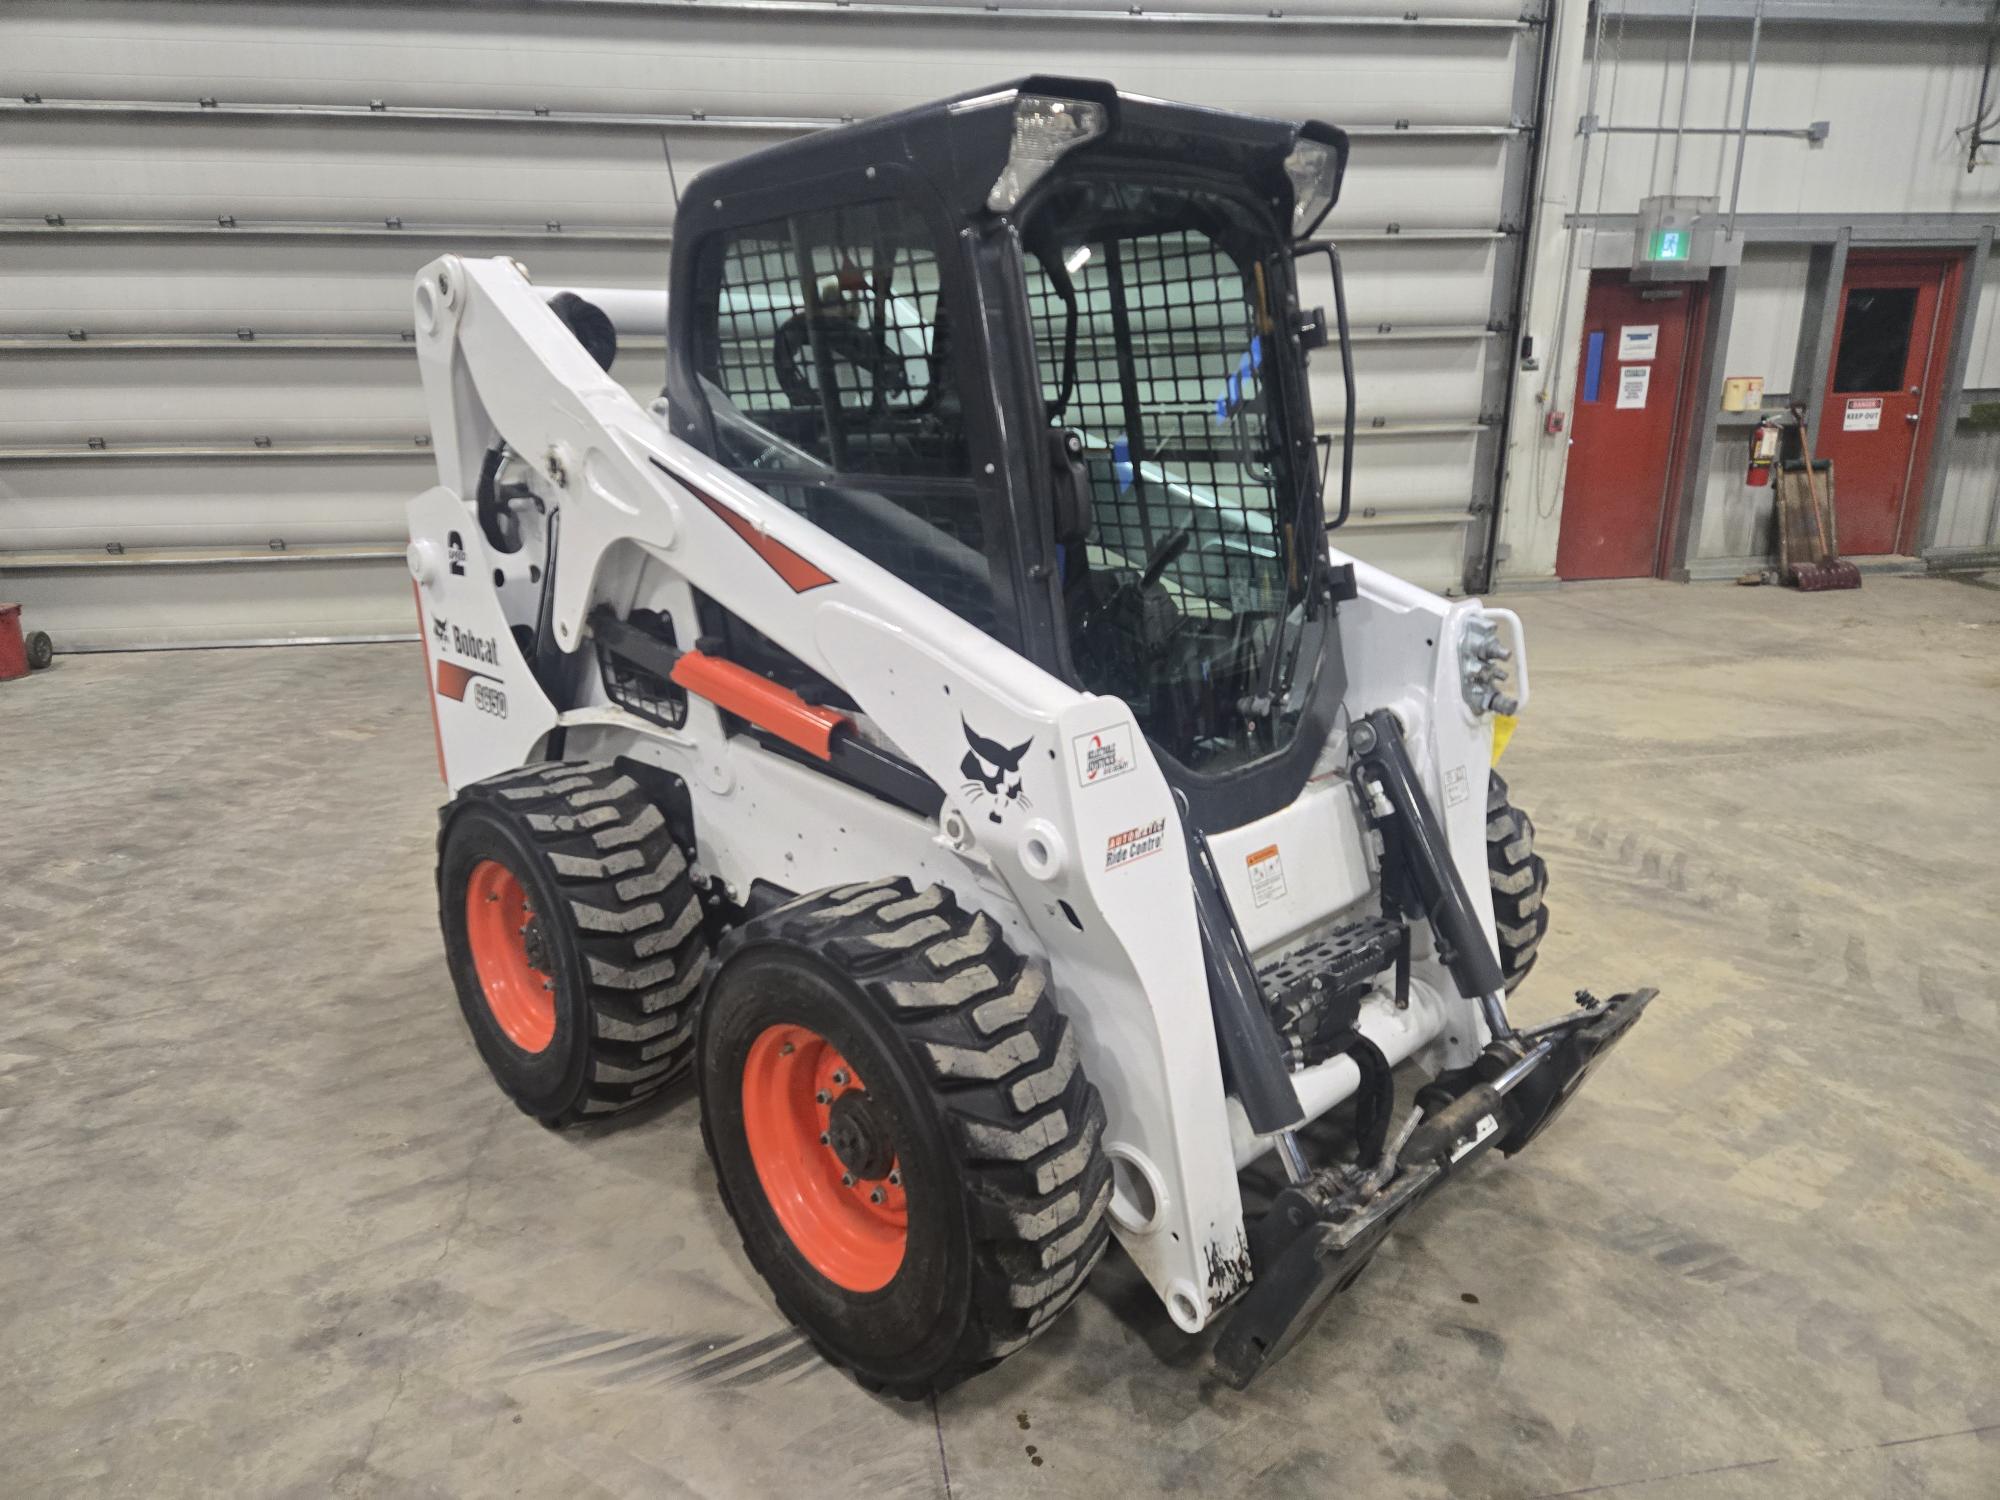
[1632,196,1711,280]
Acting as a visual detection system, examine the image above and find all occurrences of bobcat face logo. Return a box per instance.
[960,718,1033,825]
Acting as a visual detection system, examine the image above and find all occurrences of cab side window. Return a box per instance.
[696,200,997,632]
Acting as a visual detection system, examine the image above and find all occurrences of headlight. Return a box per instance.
[987,94,1107,214]
[1284,138,1340,237]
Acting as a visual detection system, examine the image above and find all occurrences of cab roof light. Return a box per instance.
[1284,138,1340,238]
[987,94,1108,214]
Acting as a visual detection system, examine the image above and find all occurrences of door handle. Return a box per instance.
[1904,413,1919,425]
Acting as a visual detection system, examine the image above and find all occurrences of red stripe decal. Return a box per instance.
[692,490,836,593]
[436,659,489,702]
[652,459,836,593]
[413,583,447,783]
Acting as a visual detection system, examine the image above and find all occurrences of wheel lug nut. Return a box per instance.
[842,1173,855,1188]
[870,1188,884,1204]
[815,1089,831,1104]
[819,1132,830,1145]
[780,1041,794,1055]
[831,1070,848,1086]
[888,1170,901,1186]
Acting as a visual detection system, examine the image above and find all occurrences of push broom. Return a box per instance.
[1787,405,1862,592]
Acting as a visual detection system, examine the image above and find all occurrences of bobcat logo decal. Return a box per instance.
[960,718,1033,825]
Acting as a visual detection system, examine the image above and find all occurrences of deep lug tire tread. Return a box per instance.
[440,758,707,1124]
[1487,770,1550,993]
[700,877,1113,1396]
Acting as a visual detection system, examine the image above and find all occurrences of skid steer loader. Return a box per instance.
[406,77,1653,1391]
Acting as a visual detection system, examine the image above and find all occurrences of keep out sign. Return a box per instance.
[1844,398,1883,432]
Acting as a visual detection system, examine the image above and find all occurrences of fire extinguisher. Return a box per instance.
[1746,417,1780,487]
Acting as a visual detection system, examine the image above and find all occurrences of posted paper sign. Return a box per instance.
[1616,365,1651,409]
[1844,397,1883,432]
[1618,324,1660,361]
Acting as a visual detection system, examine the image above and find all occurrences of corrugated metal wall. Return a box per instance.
[0,0,1546,649]
[1935,247,2000,554]
[1493,7,2000,581]
[1693,245,1811,561]
[1582,25,1996,218]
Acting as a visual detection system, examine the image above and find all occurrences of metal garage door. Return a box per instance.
[0,0,1542,649]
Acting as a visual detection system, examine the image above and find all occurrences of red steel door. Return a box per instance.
[1557,274,1702,579]
[1813,254,1959,557]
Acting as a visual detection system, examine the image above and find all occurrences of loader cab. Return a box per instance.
[664,78,1351,831]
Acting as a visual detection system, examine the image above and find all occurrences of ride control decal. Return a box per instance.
[960,719,1033,826]
[1104,818,1167,872]
[1245,844,1288,906]
[1071,723,1135,788]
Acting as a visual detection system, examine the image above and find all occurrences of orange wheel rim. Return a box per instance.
[741,1023,907,1292]
[465,859,557,1053]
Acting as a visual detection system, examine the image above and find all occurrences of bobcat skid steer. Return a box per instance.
[406,77,1653,1392]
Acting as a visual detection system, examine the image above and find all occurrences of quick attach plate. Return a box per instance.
[1213,986,1658,1388]
[1256,916,1403,1066]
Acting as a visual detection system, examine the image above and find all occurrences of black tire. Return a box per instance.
[437,759,707,1125]
[24,630,53,670]
[1487,771,1549,993]
[698,879,1113,1396]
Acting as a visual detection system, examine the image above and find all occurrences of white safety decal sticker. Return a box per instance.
[1105,818,1167,872]
[1246,844,1288,907]
[1844,397,1882,432]
[1616,365,1651,409]
[1444,764,1471,808]
[1071,723,1136,788]
[1450,1114,1499,1163]
[1618,324,1659,361]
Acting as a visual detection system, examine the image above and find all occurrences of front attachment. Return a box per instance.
[1495,986,1655,1154]
[1212,987,1657,1389]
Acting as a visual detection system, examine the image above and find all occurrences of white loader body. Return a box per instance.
[407,253,1526,1332]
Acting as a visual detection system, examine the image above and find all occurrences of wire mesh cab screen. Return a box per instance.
[1024,179,1313,775]
[694,199,996,632]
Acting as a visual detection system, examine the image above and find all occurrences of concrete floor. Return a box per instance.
[4,575,1998,1499]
